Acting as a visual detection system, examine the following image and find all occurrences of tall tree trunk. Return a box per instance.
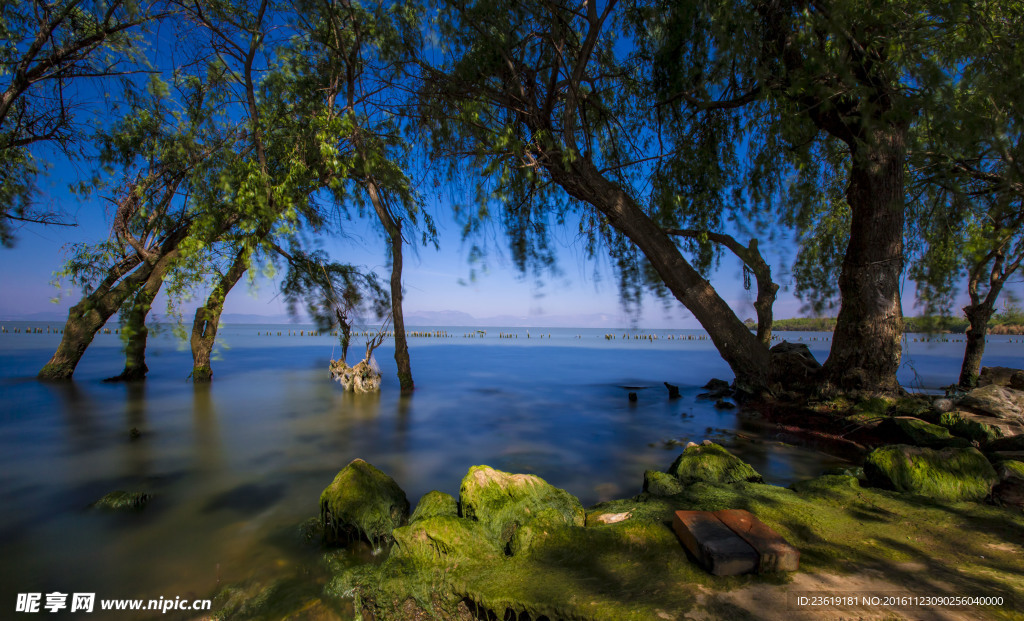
[191,249,249,382]
[39,254,166,380]
[822,128,907,393]
[106,267,166,382]
[550,159,773,390]
[366,180,414,394]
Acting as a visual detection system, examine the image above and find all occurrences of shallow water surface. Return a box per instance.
[1,323,1021,617]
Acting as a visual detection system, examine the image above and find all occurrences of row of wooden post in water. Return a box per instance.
[3,325,1023,344]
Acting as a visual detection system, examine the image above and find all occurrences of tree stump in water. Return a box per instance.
[330,358,382,393]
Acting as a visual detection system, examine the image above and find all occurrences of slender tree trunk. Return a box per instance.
[822,127,907,393]
[39,255,164,380]
[191,249,249,382]
[366,180,414,394]
[106,267,167,382]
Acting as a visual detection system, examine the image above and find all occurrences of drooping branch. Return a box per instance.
[665,228,778,344]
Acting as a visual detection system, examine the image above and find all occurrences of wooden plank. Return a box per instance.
[672,510,759,576]
[714,509,800,572]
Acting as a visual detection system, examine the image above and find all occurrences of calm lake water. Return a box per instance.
[1,322,1022,618]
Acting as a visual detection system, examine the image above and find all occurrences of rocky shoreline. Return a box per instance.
[196,366,1024,620]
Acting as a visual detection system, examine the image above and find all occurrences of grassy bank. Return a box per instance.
[763,312,1024,334]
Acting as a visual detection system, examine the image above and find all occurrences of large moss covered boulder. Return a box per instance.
[938,411,1003,444]
[668,442,763,485]
[863,445,998,502]
[320,459,409,546]
[459,465,584,548]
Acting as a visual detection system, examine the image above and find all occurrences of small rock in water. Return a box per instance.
[91,491,151,511]
[129,427,141,440]
[714,399,736,410]
[664,382,681,399]
[628,392,638,402]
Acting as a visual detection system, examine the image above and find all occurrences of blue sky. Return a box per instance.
[0,159,816,328]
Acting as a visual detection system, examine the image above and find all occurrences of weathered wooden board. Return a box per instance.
[714,509,800,572]
[672,510,759,576]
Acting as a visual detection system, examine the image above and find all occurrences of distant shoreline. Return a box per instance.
[767,316,1024,335]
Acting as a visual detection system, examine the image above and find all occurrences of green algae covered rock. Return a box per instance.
[643,469,685,497]
[939,411,1003,444]
[992,460,1024,509]
[90,490,150,511]
[409,490,458,523]
[392,516,502,562]
[668,442,763,485]
[459,465,584,547]
[881,416,971,448]
[319,458,409,546]
[863,445,998,502]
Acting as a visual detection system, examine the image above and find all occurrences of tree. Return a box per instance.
[909,4,1024,388]
[421,0,777,390]
[292,0,432,394]
[0,0,160,245]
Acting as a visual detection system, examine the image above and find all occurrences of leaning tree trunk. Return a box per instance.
[548,159,773,390]
[822,127,907,394]
[190,248,249,382]
[39,254,161,380]
[367,181,414,394]
[106,267,167,382]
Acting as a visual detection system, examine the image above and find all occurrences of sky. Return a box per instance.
[0,159,823,329]
[7,162,1016,330]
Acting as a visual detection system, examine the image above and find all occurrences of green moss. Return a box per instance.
[319,458,409,547]
[90,490,150,510]
[336,467,1024,621]
[459,465,584,548]
[886,417,971,448]
[790,474,861,496]
[864,445,998,501]
[409,490,458,523]
[391,516,502,562]
[642,469,685,497]
[38,362,74,380]
[854,396,894,417]
[668,443,763,484]
[892,397,931,418]
[999,460,1024,479]
[939,411,1003,443]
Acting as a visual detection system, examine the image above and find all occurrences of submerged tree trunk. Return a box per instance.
[39,253,167,380]
[822,128,907,394]
[106,268,166,382]
[190,249,249,382]
[366,180,414,394]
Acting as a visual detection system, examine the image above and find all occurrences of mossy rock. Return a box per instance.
[410,490,458,523]
[668,443,763,485]
[880,416,971,448]
[863,445,998,502]
[992,461,1024,509]
[391,516,502,562]
[319,458,409,546]
[642,469,685,497]
[90,490,150,511]
[458,465,585,548]
[853,396,894,417]
[939,411,1003,444]
[892,397,932,418]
